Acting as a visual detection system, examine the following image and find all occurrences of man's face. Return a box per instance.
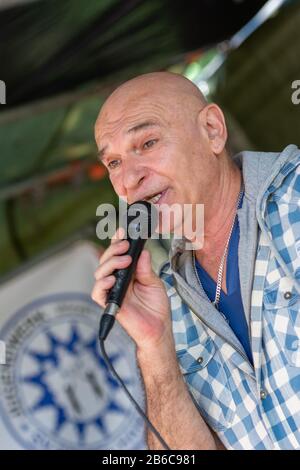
[95,91,214,235]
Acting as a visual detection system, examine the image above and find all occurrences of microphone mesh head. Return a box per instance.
[125,201,158,239]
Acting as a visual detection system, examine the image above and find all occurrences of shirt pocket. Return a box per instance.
[176,337,236,432]
[263,277,300,367]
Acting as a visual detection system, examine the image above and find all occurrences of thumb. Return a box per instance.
[135,249,159,286]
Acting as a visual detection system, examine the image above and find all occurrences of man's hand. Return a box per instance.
[91,227,172,351]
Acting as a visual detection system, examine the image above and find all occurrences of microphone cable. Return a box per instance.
[98,332,171,451]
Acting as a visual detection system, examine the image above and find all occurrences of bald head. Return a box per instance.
[95,72,207,139]
[104,72,206,105]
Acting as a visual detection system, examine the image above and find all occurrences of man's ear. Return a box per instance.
[197,104,228,155]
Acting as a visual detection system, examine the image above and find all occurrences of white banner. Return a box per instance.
[0,241,146,450]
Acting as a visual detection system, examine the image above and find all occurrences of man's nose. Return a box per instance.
[122,162,146,191]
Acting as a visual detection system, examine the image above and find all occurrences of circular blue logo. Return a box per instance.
[0,293,144,449]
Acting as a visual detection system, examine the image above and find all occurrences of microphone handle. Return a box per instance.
[106,237,147,307]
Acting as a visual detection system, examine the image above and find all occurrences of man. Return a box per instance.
[92,72,300,450]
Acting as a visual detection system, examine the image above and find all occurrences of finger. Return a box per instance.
[97,227,126,265]
[135,249,158,286]
[99,239,129,265]
[91,275,116,307]
[94,254,132,280]
[111,227,126,244]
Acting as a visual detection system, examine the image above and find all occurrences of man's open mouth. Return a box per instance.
[143,189,167,204]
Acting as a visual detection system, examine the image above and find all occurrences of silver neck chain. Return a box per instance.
[194,184,244,310]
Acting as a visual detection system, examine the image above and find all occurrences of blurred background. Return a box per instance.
[0,0,299,279]
[0,0,300,452]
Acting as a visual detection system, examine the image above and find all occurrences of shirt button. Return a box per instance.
[197,356,203,365]
[284,291,292,300]
[260,389,267,400]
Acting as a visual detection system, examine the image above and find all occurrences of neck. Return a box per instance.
[195,159,242,263]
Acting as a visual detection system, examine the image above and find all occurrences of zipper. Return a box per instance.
[237,208,255,364]
[174,253,254,369]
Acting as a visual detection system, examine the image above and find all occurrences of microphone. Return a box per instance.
[99,200,157,341]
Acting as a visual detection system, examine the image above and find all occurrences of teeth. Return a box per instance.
[149,193,162,204]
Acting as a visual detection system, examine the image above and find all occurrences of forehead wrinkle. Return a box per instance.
[126,120,159,134]
[99,103,170,144]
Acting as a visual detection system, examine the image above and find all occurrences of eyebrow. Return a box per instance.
[97,145,107,162]
[97,121,159,161]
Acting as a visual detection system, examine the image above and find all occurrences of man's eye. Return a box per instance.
[107,160,120,170]
[143,139,157,150]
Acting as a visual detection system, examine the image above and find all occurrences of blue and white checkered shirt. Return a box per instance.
[160,145,300,449]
